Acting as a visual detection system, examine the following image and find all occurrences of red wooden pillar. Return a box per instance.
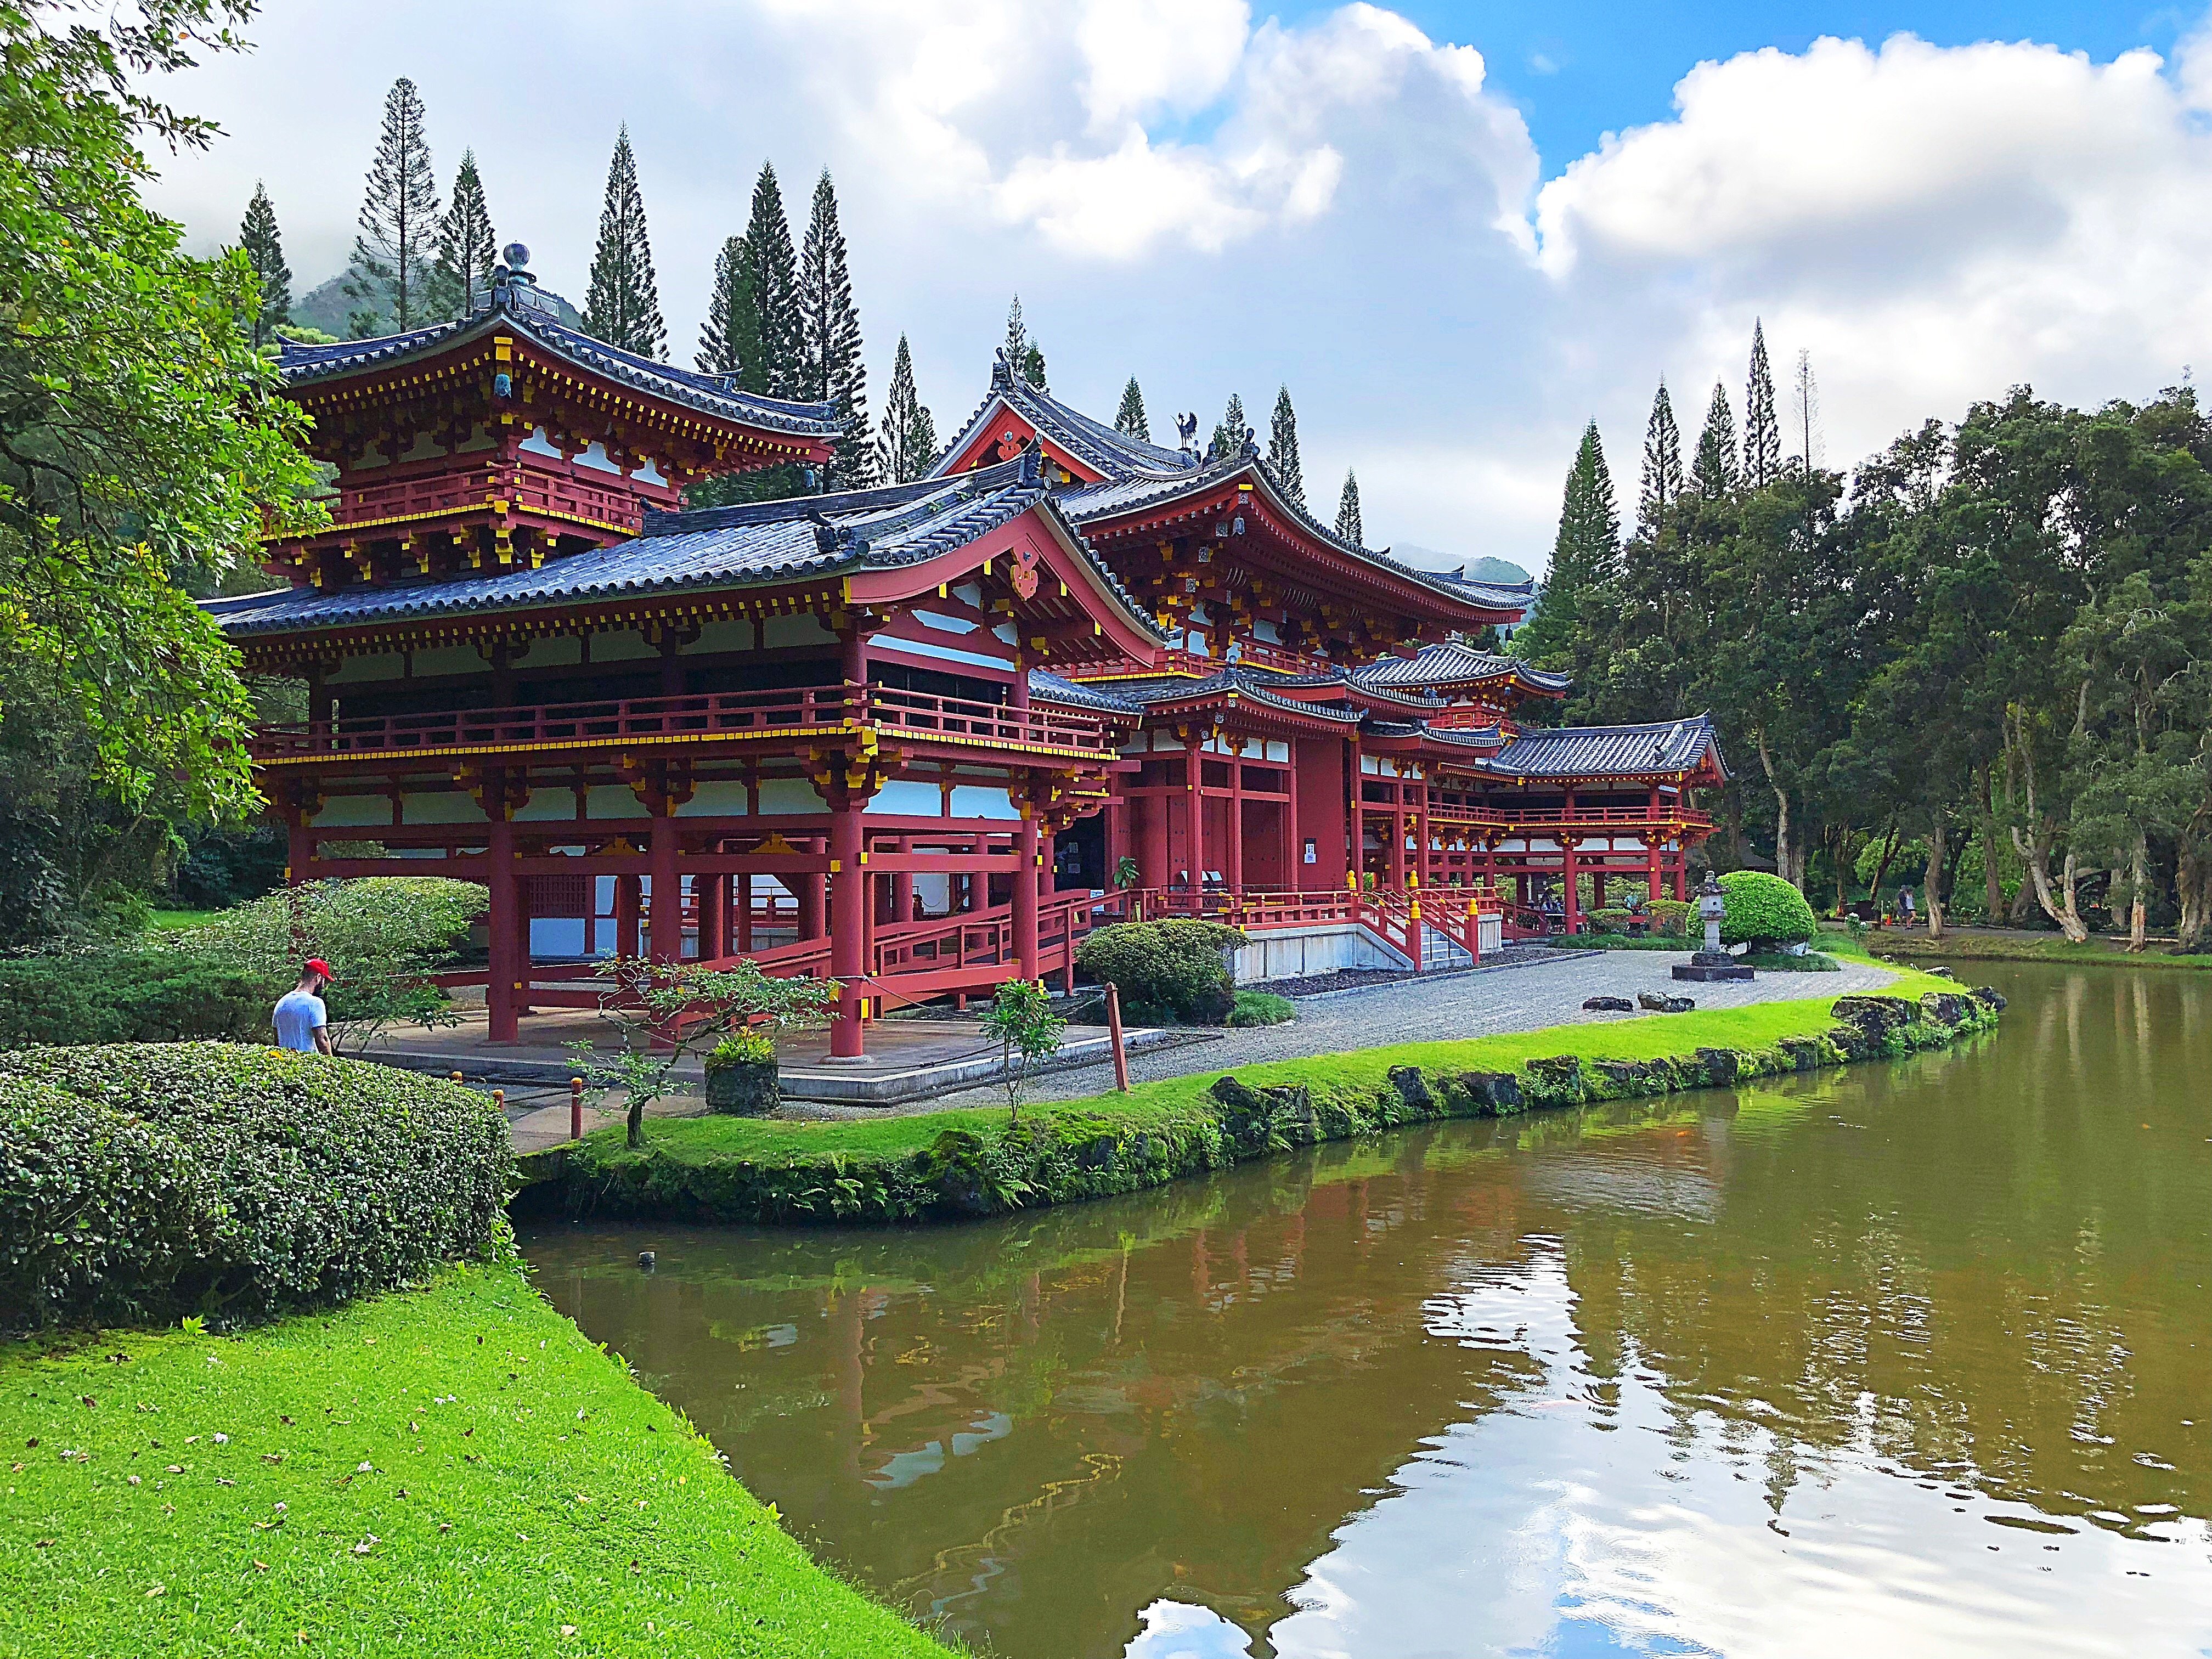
[798,839,826,941]
[1226,740,1245,894]
[698,870,725,961]
[1183,748,1203,892]
[1106,793,1128,893]
[1015,805,1041,981]
[286,816,312,886]
[647,801,679,964]
[894,835,916,923]
[735,872,753,953]
[1561,838,1581,934]
[1388,785,1407,890]
[486,776,520,1044]
[1143,792,1170,893]
[828,799,867,1057]
[1415,772,1432,890]
[1283,738,1302,892]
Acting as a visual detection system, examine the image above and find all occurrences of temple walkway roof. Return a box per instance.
[205,459,1156,641]
[1349,641,1568,696]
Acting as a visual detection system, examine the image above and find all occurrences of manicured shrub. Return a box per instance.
[1076,919,1244,1024]
[1225,991,1296,1026]
[1718,871,1819,951]
[0,1043,509,1332]
[0,949,272,1049]
[1645,899,1692,936]
[1589,907,1634,934]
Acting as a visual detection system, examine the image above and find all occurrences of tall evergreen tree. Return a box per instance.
[797,169,871,488]
[1514,421,1620,667]
[1266,386,1305,504]
[1744,318,1780,488]
[238,181,290,347]
[1691,381,1740,500]
[737,163,800,396]
[1115,376,1150,441]
[1792,348,1822,471]
[1002,296,1046,388]
[876,334,938,484]
[427,149,495,321]
[1335,469,1363,545]
[696,235,749,375]
[1639,377,1684,530]
[343,76,438,336]
[582,126,665,359]
[1211,392,1249,461]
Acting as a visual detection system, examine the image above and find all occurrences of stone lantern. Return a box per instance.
[1674,872,1754,983]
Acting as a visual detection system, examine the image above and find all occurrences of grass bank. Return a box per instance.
[0,1261,954,1658]
[1871,926,2212,970]
[551,967,1993,1227]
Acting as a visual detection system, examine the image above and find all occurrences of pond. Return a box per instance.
[521,962,2212,1658]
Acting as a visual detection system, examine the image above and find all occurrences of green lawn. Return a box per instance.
[145,908,222,932]
[597,969,1961,1173]
[1871,928,2212,970]
[0,1262,955,1658]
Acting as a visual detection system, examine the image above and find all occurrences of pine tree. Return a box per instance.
[1266,386,1305,504]
[737,163,800,396]
[797,170,871,489]
[1115,376,1150,441]
[1743,318,1780,488]
[696,235,749,375]
[1691,381,1739,500]
[583,126,666,359]
[344,77,438,335]
[1002,297,1046,388]
[1515,421,1620,666]
[1211,392,1249,461]
[1792,348,1822,471]
[238,182,291,347]
[876,334,938,484]
[1335,469,1363,545]
[1639,378,1683,531]
[427,149,496,320]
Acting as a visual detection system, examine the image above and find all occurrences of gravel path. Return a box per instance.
[786,949,1904,1120]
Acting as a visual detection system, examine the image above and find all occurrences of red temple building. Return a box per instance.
[210,268,1724,1056]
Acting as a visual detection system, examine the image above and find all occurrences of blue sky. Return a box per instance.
[1374,2,2189,168]
[144,1,2212,573]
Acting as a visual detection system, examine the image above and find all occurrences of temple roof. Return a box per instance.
[1104,667,1367,726]
[1349,641,1571,696]
[1478,716,1726,781]
[1027,670,1144,716]
[933,360,1201,482]
[275,280,842,438]
[205,459,1159,641]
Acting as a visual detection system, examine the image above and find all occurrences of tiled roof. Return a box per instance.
[1108,668,1365,726]
[1028,670,1143,716]
[933,360,1200,483]
[1350,641,1570,694]
[275,280,840,438]
[1479,716,1726,780]
[205,459,1161,642]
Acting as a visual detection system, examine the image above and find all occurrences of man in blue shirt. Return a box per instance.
[273,959,336,1056]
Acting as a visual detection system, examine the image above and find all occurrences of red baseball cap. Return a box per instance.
[304,958,338,982]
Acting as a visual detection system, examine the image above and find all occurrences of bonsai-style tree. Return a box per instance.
[1113,854,1142,890]
[568,958,839,1148]
[979,978,1065,1126]
[170,877,484,1054]
[1718,871,1820,954]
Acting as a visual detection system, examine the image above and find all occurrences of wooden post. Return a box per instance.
[829,799,867,1058]
[647,802,679,964]
[1184,747,1203,896]
[1014,806,1041,983]
[735,872,753,954]
[1227,740,1244,895]
[614,874,641,960]
[1283,737,1302,894]
[570,1076,584,1143]
[486,775,520,1045]
[1106,982,1130,1092]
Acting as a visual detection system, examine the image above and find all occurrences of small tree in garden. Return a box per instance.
[568,958,838,1148]
[980,978,1064,1127]
[169,877,484,1054]
[1113,855,1141,890]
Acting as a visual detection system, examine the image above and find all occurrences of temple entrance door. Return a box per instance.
[1240,799,1287,890]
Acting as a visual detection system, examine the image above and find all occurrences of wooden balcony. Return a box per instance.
[1426,802,1715,834]
[250,683,1114,766]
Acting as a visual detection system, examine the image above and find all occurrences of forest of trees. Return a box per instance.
[1515,325,2212,950]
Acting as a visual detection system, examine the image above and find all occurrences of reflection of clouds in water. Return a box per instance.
[1125,1599,1257,1659]
[865,1410,1014,1489]
[1265,1242,2212,1659]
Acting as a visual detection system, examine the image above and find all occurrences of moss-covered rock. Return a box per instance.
[1522,1055,1587,1108]
[1455,1071,1524,1115]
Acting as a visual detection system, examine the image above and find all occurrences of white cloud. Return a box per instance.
[1530,30,2212,495]
[1075,0,1250,133]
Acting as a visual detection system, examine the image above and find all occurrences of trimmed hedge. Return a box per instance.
[0,949,273,1049]
[1077,918,1245,1024]
[1720,871,1820,950]
[0,1044,509,1333]
[559,988,2004,1226]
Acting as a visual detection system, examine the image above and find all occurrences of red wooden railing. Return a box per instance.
[1428,803,1714,831]
[252,683,1112,761]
